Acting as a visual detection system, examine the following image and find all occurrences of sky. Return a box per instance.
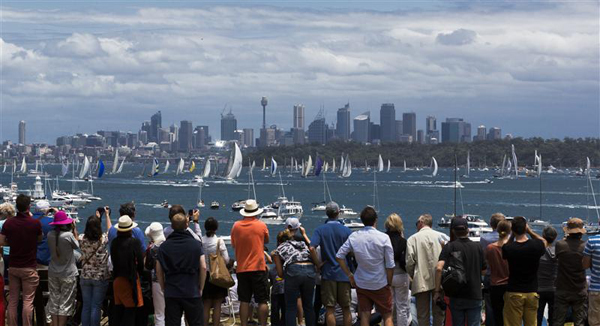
[1,0,599,143]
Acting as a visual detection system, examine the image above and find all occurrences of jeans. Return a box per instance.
[489,285,507,326]
[483,276,494,326]
[8,267,39,326]
[271,293,286,326]
[553,290,587,326]
[449,298,482,326]
[284,264,316,326]
[391,273,410,326]
[165,297,203,326]
[536,291,554,326]
[80,278,109,326]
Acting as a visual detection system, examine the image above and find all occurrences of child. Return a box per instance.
[269,231,287,326]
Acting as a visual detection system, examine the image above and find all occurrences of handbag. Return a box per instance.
[208,238,235,288]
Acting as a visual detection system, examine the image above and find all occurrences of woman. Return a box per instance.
[537,225,558,326]
[201,217,230,326]
[46,211,80,326]
[273,229,319,326]
[79,214,111,326]
[385,213,409,326]
[485,220,511,326]
[145,222,168,326]
[0,202,15,326]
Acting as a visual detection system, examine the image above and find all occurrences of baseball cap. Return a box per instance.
[286,217,301,230]
[450,217,468,230]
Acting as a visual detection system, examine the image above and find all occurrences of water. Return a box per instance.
[2,164,599,252]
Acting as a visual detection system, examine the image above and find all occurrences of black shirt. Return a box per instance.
[158,230,204,299]
[555,237,587,292]
[439,237,486,300]
[502,238,545,293]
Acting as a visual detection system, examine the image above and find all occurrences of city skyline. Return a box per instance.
[1,2,598,143]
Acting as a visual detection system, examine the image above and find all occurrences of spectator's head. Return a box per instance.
[0,203,16,220]
[204,217,218,237]
[497,220,511,239]
[15,194,31,213]
[286,217,301,232]
[171,213,188,231]
[416,214,433,230]
[451,217,469,238]
[34,200,50,214]
[325,201,340,219]
[384,213,404,235]
[542,225,558,244]
[511,216,527,236]
[84,215,102,242]
[240,199,263,218]
[360,206,377,227]
[116,215,137,234]
[169,205,185,220]
[277,229,293,245]
[563,217,585,239]
[145,222,166,245]
[96,206,105,217]
[490,213,505,230]
[119,202,136,219]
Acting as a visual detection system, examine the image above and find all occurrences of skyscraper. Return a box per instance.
[426,116,436,133]
[380,103,396,142]
[487,127,502,140]
[220,111,237,141]
[293,104,305,129]
[441,118,472,143]
[402,112,416,142]
[307,110,327,144]
[475,125,486,141]
[18,120,26,145]
[179,120,193,152]
[150,111,162,142]
[243,128,254,147]
[352,112,370,143]
[336,103,351,141]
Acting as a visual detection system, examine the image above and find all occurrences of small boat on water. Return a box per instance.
[210,201,220,210]
[343,218,364,231]
[438,214,484,228]
[339,206,358,217]
[231,200,245,211]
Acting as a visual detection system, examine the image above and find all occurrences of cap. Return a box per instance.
[326,201,340,215]
[450,217,468,230]
[286,217,301,230]
[35,200,50,212]
[564,217,586,234]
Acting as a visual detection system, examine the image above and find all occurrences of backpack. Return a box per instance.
[441,250,467,297]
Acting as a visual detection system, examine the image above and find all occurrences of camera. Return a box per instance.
[435,296,447,311]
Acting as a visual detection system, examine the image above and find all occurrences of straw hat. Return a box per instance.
[240,199,263,217]
[117,215,138,232]
[49,211,73,226]
[563,217,586,234]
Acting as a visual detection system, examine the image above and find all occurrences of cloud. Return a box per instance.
[0,3,598,142]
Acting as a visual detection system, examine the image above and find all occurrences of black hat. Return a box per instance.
[450,217,468,230]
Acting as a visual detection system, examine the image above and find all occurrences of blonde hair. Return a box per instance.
[385,213,404,234]
[0,203,15,220]
[497,220,511,239]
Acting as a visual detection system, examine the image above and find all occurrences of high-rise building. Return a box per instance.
[18,120,26,145]
[308,118,327,144]
[426,116,437,134]
[402,112,416,142]
[150,111,162,142]
[293,104,305,130]
[417,130,424,144]
[220,110,237,141]
[441,118,472,143]
[380,103,396,142]
[336,103,351,141]
[170,124,179,142]
[292,128,305,145]
[352,112,370,143]
[474,125,486,141]
[370,123,381,142]
[139,130,148,144]
[243,128,254,147]
[395,120,403,141]
[179,120,193,152]
[158,128,171,143]
[193,126,208,148]
[487,127,502,140]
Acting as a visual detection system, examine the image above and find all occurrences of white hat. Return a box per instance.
[117,215,138,232]
[286,217,301,230]
[145,222,166,244]
[35,200,50,212]
[240,199,264,217]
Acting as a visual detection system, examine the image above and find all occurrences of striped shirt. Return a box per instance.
[583,235,600,292]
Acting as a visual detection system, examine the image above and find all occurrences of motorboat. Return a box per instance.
[231,200,246,211]
[210,201,220,210]
[529,219,550,227]
[342,218,364,231]
[311,202,326,212]
[339,206,358,217]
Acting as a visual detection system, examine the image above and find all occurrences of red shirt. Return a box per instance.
[486,243,509,286]
[231,217,269,273]
[1,212,42,269]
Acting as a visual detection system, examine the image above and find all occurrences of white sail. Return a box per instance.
[163,160,170,173]
[271,157,278,176]
[2,162,6,173]
[511,144,518,178]
[13,160,17,174]
[340,156,345,174]
[587,157,592,177]
[501,154,507,176]
[432,157,438,177]
[342,156,352,178]
[303,156,313,177]
[20,157,27,174]
[377,155,384,172]
[252,161,256,170]
[387,160,391,173]
[35,160,39,172]
[202,160,211,178]
[79,156,90,179]
[262,158,266,171]
[534,150,539,167]
[112,149,119,174]
[117,158,125,173]
[403,160,407,172]
[537,155,543,177]
[332,159,336,173]
[176,158,185,175]
[151,158,158,176]
[226,143,243,180]
[466,151,471,177]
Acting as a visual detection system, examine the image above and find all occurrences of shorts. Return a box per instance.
[357,286,393,315]
[46,276,77,316]
[237,271,269,304]
[321,280,351,308]
[113,276,144,308]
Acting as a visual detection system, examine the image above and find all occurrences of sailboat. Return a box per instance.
[377,155,384,173]
[302,156,313,178]
[176,158,185,175]
[332,159,336,173]
[271,157,278,176]
[2,162,6,173]
[194,159,211,184]
[111,149,119,174]
[20,157,27,174]
[341,155,352,178]
[312,167,333,211]
[511,144,519,178]
[262,158,267,171]
[364,160,371,172]
[403,160,407,172]
[197,183,205,208]
[387,160,391,173]
[462,151,471,178]
[224,143,243,182]
[163,160,170,174]
[584,157,600,234]
[431,157,438,178]
[79,157,90,179]
[372,170,380,212]
[189,160,196,173]
[117,158,125,173]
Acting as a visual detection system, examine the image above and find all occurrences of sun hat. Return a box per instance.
[564,217,586,234]
[450,217,468,230]
[35,200,50,212]
[326,201,340,215]
[117,215,138,232]
[145,222,166,244]
[240,199,264,217]
[286,217,301,230]
[49,211,73,226]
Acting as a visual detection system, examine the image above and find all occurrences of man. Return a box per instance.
[583,223,600,326]
[310,202,354,326]
[108,202,146,252]
[157,213,206,326]
[163,205,202,242]
[0,194,43,326]
[405,214,447,326]
[479,213,505,326]
[32,200,54,266]
[230,200,270,326]
[553,218,587,326]
[502,216,546,326]
[336,206,395,326]
[286,217,310,244]
[434,217,486,326]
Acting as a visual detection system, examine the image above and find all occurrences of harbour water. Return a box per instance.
[1,164,598,252]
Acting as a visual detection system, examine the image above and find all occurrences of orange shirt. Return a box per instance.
[231,217,269,273]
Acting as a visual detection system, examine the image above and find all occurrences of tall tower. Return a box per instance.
[261,97,268,129]
[18,120,26,145]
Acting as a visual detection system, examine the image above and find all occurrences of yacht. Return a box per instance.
[342,218,364,231]
[311,202,326,212]
[339,206,358,217]
[276,197,303,219]
[231,200,246,211]
[210,201,220,210]
[192,175,204,185]
[438,214,484,228]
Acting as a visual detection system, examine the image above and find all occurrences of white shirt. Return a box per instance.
[201,235,229,272]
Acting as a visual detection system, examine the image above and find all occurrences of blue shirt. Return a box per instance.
[583,235,600,292]
[108,225,146,253]
[310,220,353,282]
[34,213,54,266]
[0,220,10,256]
[336,226,395,290]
